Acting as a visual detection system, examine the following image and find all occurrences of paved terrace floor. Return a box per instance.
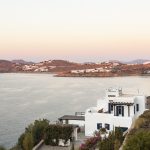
[39,132,87,150]
[39,145,71,150]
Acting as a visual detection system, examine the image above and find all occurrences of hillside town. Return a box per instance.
[0,59,150,77]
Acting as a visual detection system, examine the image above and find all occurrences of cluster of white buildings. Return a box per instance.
[144,70,150,74]
[70,62,121,74]
[59,87,148,137]
[22,63,56,72]
[143,61,150,65]
[22,65,49,72]
[71,68,112,74]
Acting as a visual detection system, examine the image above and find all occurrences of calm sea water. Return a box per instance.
[0,73,150,148]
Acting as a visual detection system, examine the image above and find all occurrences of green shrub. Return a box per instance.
[98,128,123,150]
[123,130,150,150]
[114,139,121,150]
[32,119,49,145]
[123,110,150,150]
[44,124,73,146]
[100,128,107,134]
[0,146,6,150]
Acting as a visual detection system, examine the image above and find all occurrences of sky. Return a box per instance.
[0,0,150,62]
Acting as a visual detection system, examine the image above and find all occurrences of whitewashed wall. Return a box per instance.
[68,120,85,127]
[85,113,133,136]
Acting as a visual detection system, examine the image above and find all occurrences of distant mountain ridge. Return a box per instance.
[38,59,78,66]
[1,59,150,65]
[124,59,150,64]
[12,59,34,65]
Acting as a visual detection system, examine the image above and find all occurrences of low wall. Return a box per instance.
[32,140,44,150]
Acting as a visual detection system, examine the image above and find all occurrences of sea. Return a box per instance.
[0,73,150,148]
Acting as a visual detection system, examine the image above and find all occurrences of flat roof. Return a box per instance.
[58,115,85,121]
[109,102,134,105]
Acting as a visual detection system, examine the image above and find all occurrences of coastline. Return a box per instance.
[1,71,150,78]
[55,72,150,78]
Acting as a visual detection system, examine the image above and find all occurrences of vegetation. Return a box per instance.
[1,118,74,150]
[0,146,6,150]
[2,110,150,150]
[99,128,107,134]
[44,124,73,146]
[80,135,101,150]
[80,110,150,150]
[32,119,49,145]
[6,119,73,150]
[123,110,150,150]
[98,128,124,150]
[123,130,150,150]
[80,127,124,150]
[14,119,49,150]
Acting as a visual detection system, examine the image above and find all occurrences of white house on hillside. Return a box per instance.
[58,115,85,127]
[85,88,147,136]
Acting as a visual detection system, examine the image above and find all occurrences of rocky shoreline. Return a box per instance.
[55,72,149,77]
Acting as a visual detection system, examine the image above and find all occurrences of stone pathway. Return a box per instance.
[74,132,87,149]
[39,145,71,150]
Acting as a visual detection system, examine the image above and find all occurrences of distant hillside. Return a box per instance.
[0,59,79,73]
[0,58,150,74]
[0,60,13,72]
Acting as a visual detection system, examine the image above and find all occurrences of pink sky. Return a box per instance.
[0,0,150,62]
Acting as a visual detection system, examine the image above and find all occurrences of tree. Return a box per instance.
[23,132,34,150]
[32,119,49,145]
[0,146,6,150]
[107,131,115,150]
[44,124,73,146]
[18,133,25,149]
[97,128,123,150]
[16,118,49,150]
[99,138,110,150]
[115,127,124,143]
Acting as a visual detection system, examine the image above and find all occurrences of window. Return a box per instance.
[118,106,122,114]
[97,123,102,129]
[111,105,113,111]
[108,103,113,113]
[122,106,124,116]
[108,95,115,97]
[136,104,139,112]
[115,127,128,132]
[105,124,110,130]
[116,106,124,116]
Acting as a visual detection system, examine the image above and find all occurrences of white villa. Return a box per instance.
[58,115,85,127]
[85,87,147,136]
